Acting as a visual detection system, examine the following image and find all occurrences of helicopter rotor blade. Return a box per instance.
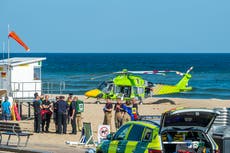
[91,73,114,80]
[186,66,194,74]
[127,71,166,75]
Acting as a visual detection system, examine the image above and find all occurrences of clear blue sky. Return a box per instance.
[1,0,230,53]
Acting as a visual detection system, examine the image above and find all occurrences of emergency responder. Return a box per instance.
[121,100,133,124]
[131,97,139,120]
[57,96,68,134]
[103,96,113,130]
[70,96,77,134]
[53,96,59,133]
[76,97,83,132]
[41,95,52,132]
[67,93,73,124]
[114,96,123,130]
[33,93,42,133]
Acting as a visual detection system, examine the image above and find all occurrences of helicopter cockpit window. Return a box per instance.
[116,86,131,98]
[98,82,107,91]
[98,82,114,94]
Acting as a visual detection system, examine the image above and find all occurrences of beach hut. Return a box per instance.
[0,57,46,100]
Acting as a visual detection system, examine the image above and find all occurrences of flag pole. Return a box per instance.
[7,24,10,61]
[2,41,5,61]
[7,24,11,96]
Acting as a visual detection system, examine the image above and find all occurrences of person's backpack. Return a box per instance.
[76,100,84,113]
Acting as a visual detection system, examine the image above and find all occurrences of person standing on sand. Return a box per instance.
[33,93,42,133]
[41,95,52,132]
[70,96,77,134]
[131,97,139,120]
[114,97,123,130]
[76,97,83,132]
[103,96,113,131]
[121,100,133,124]
[53,96,59,133]
[67,93,73,124]
[1,96,11,121]
[57,96,68,134]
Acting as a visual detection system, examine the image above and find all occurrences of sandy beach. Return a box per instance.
[3,96,229,153]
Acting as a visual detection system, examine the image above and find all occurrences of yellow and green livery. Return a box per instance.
[96,121,162,153]
[85,67,193,102]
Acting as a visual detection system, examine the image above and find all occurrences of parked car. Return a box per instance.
[96,108,220,153]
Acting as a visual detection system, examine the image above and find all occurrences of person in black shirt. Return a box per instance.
[103,96,113,130]
[53,96,59,133]
[33,93,42,133]
[57,96,69,134]
[41,95,52,132]
[70,96,77,134]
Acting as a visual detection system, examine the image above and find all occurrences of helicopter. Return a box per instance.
[84,67,193,102]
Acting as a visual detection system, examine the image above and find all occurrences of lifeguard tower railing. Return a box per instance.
[10,81,65,119]
[11,81,66,99]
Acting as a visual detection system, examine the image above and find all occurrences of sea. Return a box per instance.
[7,53,230,99]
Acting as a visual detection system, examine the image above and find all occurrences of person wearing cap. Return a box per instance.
[1,96,11,121]
[103,96,113,131]
[114,96,123,130]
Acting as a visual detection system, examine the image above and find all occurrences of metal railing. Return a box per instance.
[10,81,66,101]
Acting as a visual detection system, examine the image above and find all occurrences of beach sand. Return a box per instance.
[5,96,229,153]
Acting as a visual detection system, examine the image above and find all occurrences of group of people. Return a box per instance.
[103,96,139,131]
[33,93,83,134]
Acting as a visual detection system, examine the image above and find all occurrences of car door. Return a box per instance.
[125,124,145,153]
[108,124,132,153]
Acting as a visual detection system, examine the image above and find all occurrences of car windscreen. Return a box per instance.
[164,111,215,127]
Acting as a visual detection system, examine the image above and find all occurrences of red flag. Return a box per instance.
[8,31,30,51]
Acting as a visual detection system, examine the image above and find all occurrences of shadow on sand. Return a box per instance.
[152,99,176,105]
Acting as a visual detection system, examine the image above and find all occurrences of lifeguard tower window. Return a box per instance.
[34,66,41,80]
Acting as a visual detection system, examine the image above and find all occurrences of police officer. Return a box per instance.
[103,96,113,131]
[57,96,69,134]
[33,93,42,133]
[41,95,52,132]
[70,96,77,134]
[53,96,59,133]
[114,97,123,130]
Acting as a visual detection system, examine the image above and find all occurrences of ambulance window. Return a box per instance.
[142,128,153,142]
[113,124,131,140]
[127,124,145,141]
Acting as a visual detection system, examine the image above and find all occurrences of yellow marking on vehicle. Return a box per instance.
[108,140,119,153]
[125,141,138,153]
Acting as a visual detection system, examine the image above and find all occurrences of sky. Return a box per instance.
[1,0,230,53]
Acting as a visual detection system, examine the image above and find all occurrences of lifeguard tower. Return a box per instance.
[0,57,46,100]
[0,57,46,99]
[0,57,46,118]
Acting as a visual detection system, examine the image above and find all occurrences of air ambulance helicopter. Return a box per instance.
[84,67,193,102]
